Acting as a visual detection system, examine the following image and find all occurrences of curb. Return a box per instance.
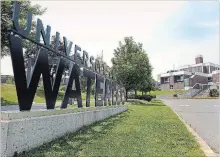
[172,109,218,157]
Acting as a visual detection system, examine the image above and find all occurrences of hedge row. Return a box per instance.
[127,95,156,102]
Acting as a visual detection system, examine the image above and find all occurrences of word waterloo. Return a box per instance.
[8,3,125,111]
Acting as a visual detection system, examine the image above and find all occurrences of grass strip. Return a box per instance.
[18,99,204,157]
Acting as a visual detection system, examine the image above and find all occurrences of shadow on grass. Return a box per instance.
[18,110,131,157]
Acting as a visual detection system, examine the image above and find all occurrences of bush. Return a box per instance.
[151,95,156,98]
[127,94,154,102]
[6,77,14,84]
[127,94,135,99]
[60,85,66,91]
[57,91,64,99]
[209,89,219,97]
[140,95,152,102]
[173,94,178,98]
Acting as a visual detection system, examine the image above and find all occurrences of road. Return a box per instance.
[162,99,220,153]
[1,100,95,111]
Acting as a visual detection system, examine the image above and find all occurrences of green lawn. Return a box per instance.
[1,84,50,105]
[138,89,185,96]
[1,84,63,105]
[18,100,204,157]
[1,84,94,106]
[1,84,19,105]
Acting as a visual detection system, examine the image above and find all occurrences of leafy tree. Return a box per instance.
[112,36,153,100]
[132,47,153,95]
[1,0,47,57]
[24,34,66,83]
[139,77,154,95]
[136,51,153,94]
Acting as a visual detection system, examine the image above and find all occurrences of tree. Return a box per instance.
[112,36,153,100]
[131,47,153,96]
[24,34,67,83]
[1,0,47,57]
[139,77,154,95]
[135,50,153,95]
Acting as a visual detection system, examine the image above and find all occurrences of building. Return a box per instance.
[158,55,220,90]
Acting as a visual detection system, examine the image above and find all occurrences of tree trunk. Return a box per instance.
[135,90,137,96]
[142,91,143,95]
[125,89,128,101]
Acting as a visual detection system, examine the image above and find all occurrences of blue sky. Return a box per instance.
[165,1,219,40]
[1,1,219,80]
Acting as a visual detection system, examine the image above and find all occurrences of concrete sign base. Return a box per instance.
[1,106,127,157]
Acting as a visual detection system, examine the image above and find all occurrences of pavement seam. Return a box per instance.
[171,108,218,157]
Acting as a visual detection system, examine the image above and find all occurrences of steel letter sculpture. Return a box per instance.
[8,3,125,111]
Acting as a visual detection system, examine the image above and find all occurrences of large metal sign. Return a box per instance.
[8,3,125,111]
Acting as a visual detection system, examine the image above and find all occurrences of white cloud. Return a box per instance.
[150,33,219,80]
[4,1,208,81]
[31,1,185,54]
[195,20,219,28]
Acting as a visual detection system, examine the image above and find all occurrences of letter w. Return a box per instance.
[9,35,65,111]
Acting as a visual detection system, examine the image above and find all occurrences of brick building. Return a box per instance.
[158,55,220,90]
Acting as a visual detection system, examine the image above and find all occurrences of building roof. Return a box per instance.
[195,55,203,58]
[178,62,220,70]
[159,69,220,78]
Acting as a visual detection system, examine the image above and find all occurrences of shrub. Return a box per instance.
[6,77,14,84]
[151,95,156,98]
[60,85,66,91]
[173,94,178,98]
[127,94,135,99]
[57,91,64,99]
[209,89,219,97]
[91,83,96,95]
[142,95,152,102]
[127,94,153,102]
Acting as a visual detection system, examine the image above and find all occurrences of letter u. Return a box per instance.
[12,3,32,37]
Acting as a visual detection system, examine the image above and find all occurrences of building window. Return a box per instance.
[170,85,173,89]
[164,77,169,83]
[184,78,189,87]
[203,66,208,73]
[208,77,212,82]
[176,75,183,82]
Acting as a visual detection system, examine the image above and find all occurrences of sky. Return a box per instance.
[1,1,219,81]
